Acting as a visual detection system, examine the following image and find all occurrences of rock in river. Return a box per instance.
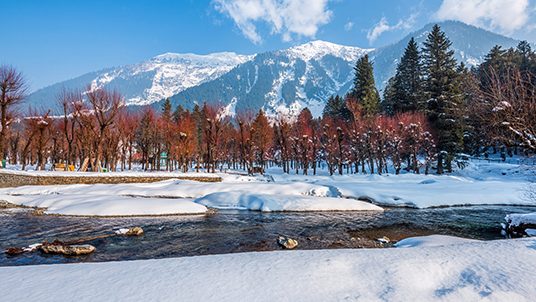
[376,236,391,244]
[5,247,25,256]
[40,241,95,256]
[278,236,298,249]
[115,226,144,236]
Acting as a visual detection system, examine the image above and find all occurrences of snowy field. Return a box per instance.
[0,161,534,216]
[2,162,535,301]
[1,236,535,302]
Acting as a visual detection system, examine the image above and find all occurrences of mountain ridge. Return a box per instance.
[25,21,522,117]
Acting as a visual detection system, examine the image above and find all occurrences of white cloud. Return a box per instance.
[344,21,354,31]
[367,15,417,44]
[213,0,332,44]
[435,0,531,34]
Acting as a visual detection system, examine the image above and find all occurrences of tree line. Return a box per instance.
[0,24,534,175]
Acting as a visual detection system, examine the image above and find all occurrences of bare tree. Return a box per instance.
[85,87,123,171]
[0,65,26,161]
[484,69,536,153]
[58,89,82,168]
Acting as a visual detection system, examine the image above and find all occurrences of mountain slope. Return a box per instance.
[162,21,520,117]
[166,41,370,117]
[25,52,252,111]
[25,21,522,117]
[372,21,519,89]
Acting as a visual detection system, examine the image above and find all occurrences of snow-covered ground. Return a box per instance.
[0,161,534,215]
[0,193,207,216]
[394,234,479,248]
[268,162,535,208]
[2,236,535,301]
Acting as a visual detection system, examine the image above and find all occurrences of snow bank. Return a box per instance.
[394,235,479,248]
[2,238,535,301]
[194,192,383,212]
[334,177,528,208]
[1,161,533,214]
[271,172,532,208]
[0,180,339,199]
[0,194,207,216]
[506,212,536,227]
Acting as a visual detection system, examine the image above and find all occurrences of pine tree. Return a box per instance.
[351,54,380,117]
[423,24,464,174]
[478,45,506,90]
[516,41,536,85]
[457,63,481,155]
[382,77,396,116]
[162,98,172,122]
[172,104,186,123]
[322,95,353,121]
[391,37,425,113]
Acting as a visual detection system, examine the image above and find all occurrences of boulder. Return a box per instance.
[40,241,95,255]
[5,247,24,256]
[376,236,391,244]
[278,236,298,249]
[32,208,45,216]
[115,227,144,236]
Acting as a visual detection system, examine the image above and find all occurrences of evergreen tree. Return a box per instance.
[423,24,464,174]
[322,95,353,121]
[351,54,380,117]
[516,41,536,85]
[391,37,425,113]
[172,104,186,124]
[161,98,172,122]
[457,63,482,155]
[478,45,506,90]
[382,77,396,116]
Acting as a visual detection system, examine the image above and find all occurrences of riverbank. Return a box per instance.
[0,161,533,217]
[0,169,221,188]
[2,236,535,301]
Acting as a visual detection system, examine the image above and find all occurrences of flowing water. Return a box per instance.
[1,206,534,266]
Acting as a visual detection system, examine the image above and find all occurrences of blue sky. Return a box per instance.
[1,0,535,92]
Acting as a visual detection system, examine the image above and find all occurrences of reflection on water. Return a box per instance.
[1,205,534,266]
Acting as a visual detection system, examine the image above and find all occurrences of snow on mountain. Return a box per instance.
[170,40,371,119]
[25,21,521,117]
[89,52,253,106]
[284,40,372,62]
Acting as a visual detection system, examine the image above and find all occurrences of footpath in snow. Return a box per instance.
[1,236,535,302]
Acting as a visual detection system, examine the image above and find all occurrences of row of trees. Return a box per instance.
[381,25,536,173]
[0,24,534,175]
[0,88,436,175]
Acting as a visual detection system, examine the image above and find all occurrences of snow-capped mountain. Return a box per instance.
[168,40,370,118]
[26,52,252,110]
[26,21,520,117]
[86,52,252,106]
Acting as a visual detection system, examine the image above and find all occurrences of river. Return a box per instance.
[1,205,534,266]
